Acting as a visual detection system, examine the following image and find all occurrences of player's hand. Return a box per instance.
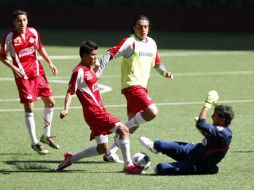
[60,110,68,119]
[94,59,100,68]
[164,71,174,80]
[204,90,219,109]
[49,63,59,76]
[12,67,24,78]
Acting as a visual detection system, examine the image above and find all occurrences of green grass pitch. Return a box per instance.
[0,30,254,190]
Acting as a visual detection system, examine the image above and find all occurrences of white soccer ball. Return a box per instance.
[132,152,151,170]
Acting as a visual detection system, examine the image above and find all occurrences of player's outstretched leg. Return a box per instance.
[139,136,158,154]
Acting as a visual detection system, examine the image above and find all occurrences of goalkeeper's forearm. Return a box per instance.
[96,52,112,75]
[154,63,167,76]
[199,107,209,120]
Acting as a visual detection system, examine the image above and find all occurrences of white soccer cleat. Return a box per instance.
[103,153,124,163]
[139,137,158,154]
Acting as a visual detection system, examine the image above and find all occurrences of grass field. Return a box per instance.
[0,30,254,190]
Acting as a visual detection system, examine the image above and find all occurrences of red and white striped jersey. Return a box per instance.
[67,64,105,115]
[0,27,43,79]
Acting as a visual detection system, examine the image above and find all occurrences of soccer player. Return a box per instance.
[140,91,234,175]
[57,40,144,174]
[96,14,174,162]
[0,10,60,155]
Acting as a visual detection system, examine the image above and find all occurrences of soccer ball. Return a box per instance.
[132,152,151,170]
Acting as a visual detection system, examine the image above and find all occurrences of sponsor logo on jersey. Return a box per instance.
[14,37,22,46]
[29,37,35,43]
[19,46,35,57]
[139,51,153,57]
[85,71,93,80]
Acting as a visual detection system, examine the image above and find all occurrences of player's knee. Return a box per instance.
[48,100,55,108]
[116,123,129,139]
[145,105,158,120]
[44,97,55,108]
[96,145,107,154]
[155,163,174,175]
[153,140,162,151]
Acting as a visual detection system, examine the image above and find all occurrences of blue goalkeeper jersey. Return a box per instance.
[190,119,232,166]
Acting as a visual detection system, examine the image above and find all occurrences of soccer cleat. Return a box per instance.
[40,135,60,149]
[31,143,49,155]
[139,136,158,154]
[124,165,145,174]
[56,152,73,171]
[103,153,124,163]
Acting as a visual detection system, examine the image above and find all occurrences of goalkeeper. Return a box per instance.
[139,90,235,175]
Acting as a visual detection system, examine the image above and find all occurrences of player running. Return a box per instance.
[57,40,144,174]
[0,10,60,155]
[96,14,174,162]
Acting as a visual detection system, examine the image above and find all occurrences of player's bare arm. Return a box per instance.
[93,59,101,79]
[60,93,72,119]
[38,47,59,76]
[0,56,24,78]
[154,63,174,80]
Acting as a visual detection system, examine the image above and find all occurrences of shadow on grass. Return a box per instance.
[0,169,123,175]
[1,159,121,175]
[0,153,33,156]
[5,160,106,164]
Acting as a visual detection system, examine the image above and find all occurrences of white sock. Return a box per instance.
[125,112,146,129]
[106,143,119,156]
[106,133,133,156]
[70,146,99,163]
[116,138,133,167]
[24,112,38,145]
[43,107,54,137]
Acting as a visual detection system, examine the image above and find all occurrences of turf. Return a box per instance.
[0,30,254,190]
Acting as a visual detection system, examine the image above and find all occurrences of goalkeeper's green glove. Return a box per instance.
[204,90,219,109]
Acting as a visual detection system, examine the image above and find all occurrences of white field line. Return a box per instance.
[0,69,253,102]
[0,83,112,102]
[0,99,254,113]
[40,51,253,60]
[99,70,254,79]
[1,70,254,82]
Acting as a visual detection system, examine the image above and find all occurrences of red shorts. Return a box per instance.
[15,77,39,104]
[122,85,154,115]
[38,75,52,97]
[15,75,52,104]
[84,109,120,141]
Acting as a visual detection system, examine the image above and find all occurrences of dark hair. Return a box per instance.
[214,104,234,126]
[130,14,151,34]
[12,10,28,20]
[79,40,98,58]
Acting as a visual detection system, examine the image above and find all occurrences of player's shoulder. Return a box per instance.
[216,126,232,136]
[27,27,39,36]
[147,36,157,45]
[73,64,83,71]
[119,35,134,45]
[3,30,14,41]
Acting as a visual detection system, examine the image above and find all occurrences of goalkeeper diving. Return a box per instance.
[139,90,235,175]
